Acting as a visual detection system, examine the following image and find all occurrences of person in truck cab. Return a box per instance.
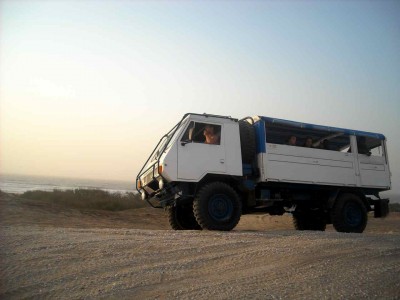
[203,124,220,145]
[287,135,297,146]
[303,137,313,148]
[321,139,332,150]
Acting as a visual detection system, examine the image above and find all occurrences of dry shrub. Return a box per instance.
[21,189,146,211]
[390,203,400,212]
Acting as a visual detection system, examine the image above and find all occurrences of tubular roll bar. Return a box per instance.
[136,113,191,193]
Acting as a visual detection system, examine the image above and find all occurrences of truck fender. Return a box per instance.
[327,189,370,211]
[327,189,340,209]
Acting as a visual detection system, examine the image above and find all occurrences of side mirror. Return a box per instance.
[181,140,192,146]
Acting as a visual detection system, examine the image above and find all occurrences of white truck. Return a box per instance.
[136,113,390,233]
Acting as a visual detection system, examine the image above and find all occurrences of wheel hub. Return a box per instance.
[344,202,362,227]
[208,194,233,222]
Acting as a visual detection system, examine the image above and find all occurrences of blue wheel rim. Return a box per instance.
[344,202,362,227]
[208,194,233,222]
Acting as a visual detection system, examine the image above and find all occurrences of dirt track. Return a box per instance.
[1,194,400,299]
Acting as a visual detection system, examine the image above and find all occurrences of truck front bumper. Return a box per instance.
[137,162,165,199]
[137,169,176,207]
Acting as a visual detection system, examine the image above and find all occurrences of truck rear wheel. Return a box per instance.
[239,120,256,164]
[193,182,242,231]
[167,203,201,230]
[331,193,367,233]
[292,212,326,231]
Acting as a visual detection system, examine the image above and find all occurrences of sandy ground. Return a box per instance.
[1,193,399,299]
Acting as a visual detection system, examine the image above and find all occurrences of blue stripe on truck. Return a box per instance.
[254,120,266,153]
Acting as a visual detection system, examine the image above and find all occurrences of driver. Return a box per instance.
[204,125,220,145]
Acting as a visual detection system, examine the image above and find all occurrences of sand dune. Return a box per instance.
[1,193,399,299]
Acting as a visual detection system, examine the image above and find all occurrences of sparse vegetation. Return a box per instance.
[20,189,146,211]
[389,203,400,212]
[4,188,400,213]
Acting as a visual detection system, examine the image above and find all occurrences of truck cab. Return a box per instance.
[137,114,245,195]
[137,113,390,233]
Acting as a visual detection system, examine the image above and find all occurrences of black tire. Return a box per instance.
[167,203,201,230]
[292,212,326,231]
[193,182,242,231]
[239,120,256,164]
[331,193,368,233]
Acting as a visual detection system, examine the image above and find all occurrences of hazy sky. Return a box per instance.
[1,1,399,192]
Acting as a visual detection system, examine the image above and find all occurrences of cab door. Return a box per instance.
[177,121,226,180]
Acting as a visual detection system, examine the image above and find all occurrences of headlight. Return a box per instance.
[140,191,147,201]
[158,178,164,190]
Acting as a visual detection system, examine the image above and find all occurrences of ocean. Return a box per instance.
[0,174,135,194]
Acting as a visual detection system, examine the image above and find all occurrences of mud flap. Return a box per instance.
[374,199,389,218]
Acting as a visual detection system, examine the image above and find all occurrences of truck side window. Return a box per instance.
[357,136,383,157]
[181,121,195,142]
[265,122,351,152]
[357,136,370,155]
[181,122,221,145]
[321,134,351,152]
[370,144,383,156]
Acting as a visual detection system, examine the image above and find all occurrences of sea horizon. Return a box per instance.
[0,173,135,194]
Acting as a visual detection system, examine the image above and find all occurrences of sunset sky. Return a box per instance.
[0,1,399,193]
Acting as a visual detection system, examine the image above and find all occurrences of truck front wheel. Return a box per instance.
[331,193,368,233]
[193,182,242,231]
[167,203,201,230]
